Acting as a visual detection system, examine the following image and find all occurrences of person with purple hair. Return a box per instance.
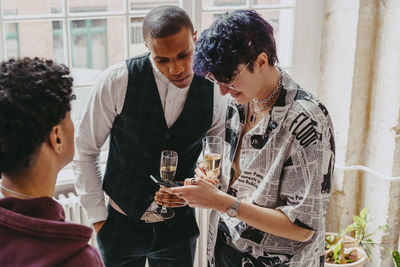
[165,10,336,267]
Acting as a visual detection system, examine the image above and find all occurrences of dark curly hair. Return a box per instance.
[193,10,278,83]
[0,57,73,175]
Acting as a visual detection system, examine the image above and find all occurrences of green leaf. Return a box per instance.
[353,215,366,228]
[326,235,335,242]
[333,242,342,264]
[393,250,400,267]
[360,207,369,220]
[364,245,372,259]
[343,224,354,234]
[362,225,387,241]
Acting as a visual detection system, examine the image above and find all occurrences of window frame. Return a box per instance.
[0,0,322,89]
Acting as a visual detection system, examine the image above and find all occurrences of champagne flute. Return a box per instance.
[202,136,223,183]
[156,150,178,219]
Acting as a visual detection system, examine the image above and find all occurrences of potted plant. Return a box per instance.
[325,207,400,266]
[325,231,367,266]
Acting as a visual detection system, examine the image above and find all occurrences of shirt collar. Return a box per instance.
[227,67,298,135]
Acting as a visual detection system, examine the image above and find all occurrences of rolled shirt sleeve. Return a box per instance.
[72,62,128,224]
[277,124,335,231]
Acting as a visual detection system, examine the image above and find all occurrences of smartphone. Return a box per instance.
[149,175,183,187]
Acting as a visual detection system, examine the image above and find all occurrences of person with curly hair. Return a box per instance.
[0,57,104,266]
[166,10,336,267]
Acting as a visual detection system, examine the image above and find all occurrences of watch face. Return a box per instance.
[227,208,238,217]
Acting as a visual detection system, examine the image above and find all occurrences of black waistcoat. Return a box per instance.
[103,53,214,221]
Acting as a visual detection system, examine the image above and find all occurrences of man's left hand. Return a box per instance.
[154,186,187,207]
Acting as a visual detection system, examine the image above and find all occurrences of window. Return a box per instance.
[0,0,305,124]
[52,21,64,64]
[70,19,108,70]
[199,0,296,69]
[5,23,20,58]
[129,17,147,57]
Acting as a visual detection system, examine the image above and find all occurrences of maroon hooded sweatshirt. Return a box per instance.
[0,196,104,266]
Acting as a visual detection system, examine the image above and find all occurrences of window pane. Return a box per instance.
[2,0,62,16]
[70,18,125,85]
[52,21,65,64]
[4,21,65,64]
[69,0,124,13]
[129,17,148,56]
[130,0,179,11]
[252,0,295,6]
[4,23,19,58]
[201,12,225,31]
[203,0,246,8]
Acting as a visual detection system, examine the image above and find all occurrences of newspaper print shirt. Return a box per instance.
[207,68,335,267]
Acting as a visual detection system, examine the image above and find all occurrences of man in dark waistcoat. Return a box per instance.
[72,5,226,267]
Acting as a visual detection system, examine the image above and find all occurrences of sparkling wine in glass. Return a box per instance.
[160,165,177,181]
[156,150,178,219]
[202,136,223,182]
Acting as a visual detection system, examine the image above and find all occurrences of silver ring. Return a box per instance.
[191,178,196,185]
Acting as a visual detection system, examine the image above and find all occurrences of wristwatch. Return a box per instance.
[226,198,241,218]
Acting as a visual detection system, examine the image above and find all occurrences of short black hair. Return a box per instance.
[194,10,278,83]
[0,57,74,175]
[143,5,194,41]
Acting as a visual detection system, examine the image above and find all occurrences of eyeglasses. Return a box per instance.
[205,60,252,90]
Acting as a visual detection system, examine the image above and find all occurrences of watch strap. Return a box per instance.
[232,198,241,211]
[227,198,241,217]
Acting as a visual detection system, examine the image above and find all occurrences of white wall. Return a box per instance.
[315,0,400,266]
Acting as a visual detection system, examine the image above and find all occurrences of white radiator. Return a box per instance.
[56,192,209,267]
[56,192,98,247]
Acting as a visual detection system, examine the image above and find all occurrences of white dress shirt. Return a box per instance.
[72,58,227,224]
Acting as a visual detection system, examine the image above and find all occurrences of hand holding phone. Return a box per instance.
[149,175,183,187]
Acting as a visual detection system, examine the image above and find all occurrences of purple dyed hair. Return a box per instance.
[193,10,278,83]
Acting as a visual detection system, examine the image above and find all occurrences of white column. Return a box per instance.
[317,0,361,232]
[318,0,400,265]
[361,0,400,265]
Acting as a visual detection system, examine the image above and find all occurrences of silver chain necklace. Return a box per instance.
[0,183,33,199]
[250,71,282,123]
[252,78,282,104]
